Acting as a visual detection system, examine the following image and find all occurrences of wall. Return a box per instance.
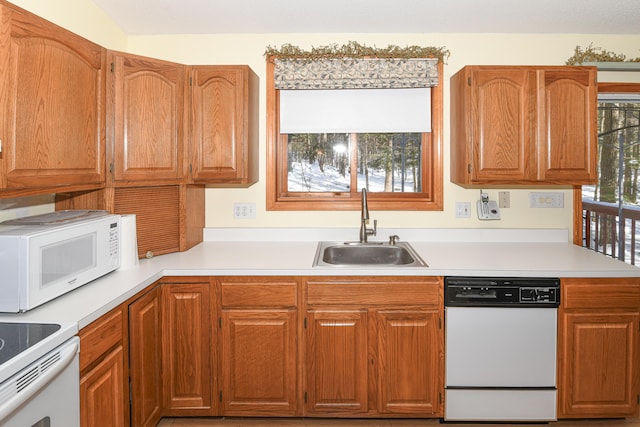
[126,33,640,235]
[3,0,640,237]
[7,0,127,48]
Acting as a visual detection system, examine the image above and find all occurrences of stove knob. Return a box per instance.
[530,289,538,301]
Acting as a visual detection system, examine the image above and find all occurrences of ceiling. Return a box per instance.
[90,0,640,35]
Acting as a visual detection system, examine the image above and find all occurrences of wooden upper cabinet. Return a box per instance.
[189,66,258,186]
[450,65,597,185]
[108,51,186,185]
[0,2,106,191]
[537,68,597,182]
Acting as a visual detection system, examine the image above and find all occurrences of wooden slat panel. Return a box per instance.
[114,186,180,257]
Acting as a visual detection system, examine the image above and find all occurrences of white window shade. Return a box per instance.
[279,88,431,134]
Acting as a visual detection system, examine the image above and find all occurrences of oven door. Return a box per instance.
[445,306,557,387]
[0,337,80,426]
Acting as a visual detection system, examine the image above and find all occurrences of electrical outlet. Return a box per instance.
[233,203,256,219]
[498,191,510,208]
[455,202,472,218]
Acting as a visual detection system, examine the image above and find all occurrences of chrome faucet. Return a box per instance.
[359,188,377,243]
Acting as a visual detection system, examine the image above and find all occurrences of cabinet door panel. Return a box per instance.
[111,52,185,183]
[306,309,368,414]
[538,68,596,182]
[377,309,441,415]
[0,4,105,189]
[559,312,639,417]
[190,66,258,185]
[129,287,162,427]
[222,309,298,415]
[80,346,127,427]
[162,283,213,414]
[471,68,532,181]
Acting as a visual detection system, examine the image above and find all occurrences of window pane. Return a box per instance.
[286,132,422,193]
[357,133,422,192]
[287,133,351,192]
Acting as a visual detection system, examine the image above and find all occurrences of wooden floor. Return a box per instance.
[158,417,640,427]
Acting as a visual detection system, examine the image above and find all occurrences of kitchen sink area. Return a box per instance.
[313,240,428,267]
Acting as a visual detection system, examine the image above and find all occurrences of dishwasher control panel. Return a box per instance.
[444,277,560,307]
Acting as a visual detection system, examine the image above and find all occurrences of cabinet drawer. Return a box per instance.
[562,278,640,309]
[220,278,298,308]
[306,277,441,306]
[79,307,124,372]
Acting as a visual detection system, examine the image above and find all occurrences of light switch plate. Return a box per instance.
[498,191,510,208]
[455,202,472,218]
[529,192,564,208]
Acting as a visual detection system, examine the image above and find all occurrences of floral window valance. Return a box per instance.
[266,42,448,90]
[274,57,439,90]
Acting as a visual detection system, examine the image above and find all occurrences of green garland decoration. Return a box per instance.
[566,43,640,65]
[264,41,450,63]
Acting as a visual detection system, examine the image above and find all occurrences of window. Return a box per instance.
[577,83,640,264]
[266,58,443,211]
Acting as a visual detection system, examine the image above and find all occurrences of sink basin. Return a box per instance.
[313,241,428,267]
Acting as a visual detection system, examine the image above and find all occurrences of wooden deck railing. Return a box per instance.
[582,200,640,265]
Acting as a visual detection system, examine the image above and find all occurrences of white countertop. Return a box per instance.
[2,228,639,330]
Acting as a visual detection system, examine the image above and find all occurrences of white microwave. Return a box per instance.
[0,210,121,313]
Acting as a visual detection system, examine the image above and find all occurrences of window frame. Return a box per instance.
[573,82,640,245]
[265,57,444,211]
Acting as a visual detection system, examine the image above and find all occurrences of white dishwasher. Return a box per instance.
[444,276,560,422]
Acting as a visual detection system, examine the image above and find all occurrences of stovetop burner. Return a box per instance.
[0,322,61,365]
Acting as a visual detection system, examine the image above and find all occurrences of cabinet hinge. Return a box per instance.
[438,317,442,329]
[109,162,114,175]
[467,163,472,174]
[467,77,471,86]
[439,392,443,404]
[304,317,307,329]
[189,76,193,86]
[189,163,193,175]
[110,62,115,73]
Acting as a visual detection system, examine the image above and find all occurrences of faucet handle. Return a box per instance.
[370,219,377,236]
[389,235,399,244]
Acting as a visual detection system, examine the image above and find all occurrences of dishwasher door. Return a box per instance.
[445,306,557,387]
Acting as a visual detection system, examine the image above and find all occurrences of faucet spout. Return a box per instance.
[359,188,377,243]
[361,188,369,221]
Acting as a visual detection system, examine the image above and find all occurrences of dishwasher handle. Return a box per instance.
[0,337,79,421]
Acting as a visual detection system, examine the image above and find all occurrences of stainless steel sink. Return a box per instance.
[313,241,428,267]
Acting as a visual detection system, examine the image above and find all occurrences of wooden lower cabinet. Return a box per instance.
[79,306,129,427]
[83,275,444,426]
[161,281,215,415]
[218,277,299,416]
[306,308,368,414]
[129,285,163,427]
[304,276,443,418]
[376,309,441,415]
[558,278,640,419]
